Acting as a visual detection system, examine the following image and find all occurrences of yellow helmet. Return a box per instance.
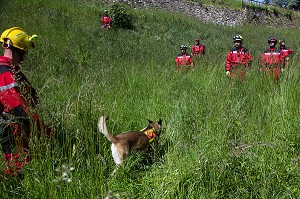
[1,27,38,51]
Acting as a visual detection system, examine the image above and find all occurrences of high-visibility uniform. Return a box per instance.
[175,53,195,71]
[101,15,112,29]
[0,56,51,175]
[0,57,38,110]
[277,45,293,69]
[175,53,194,66]
[278,46,293,58]
[261,47,283,82]
[225,46,252,80]
[192,43,206,56]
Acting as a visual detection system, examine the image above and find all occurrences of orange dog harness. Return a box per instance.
[141,127,157,143]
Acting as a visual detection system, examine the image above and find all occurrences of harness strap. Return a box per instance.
[141,127,157,143]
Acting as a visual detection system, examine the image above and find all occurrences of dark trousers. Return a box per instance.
[0,105,30,155]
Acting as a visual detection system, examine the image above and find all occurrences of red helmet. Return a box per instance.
[268,36,277,44]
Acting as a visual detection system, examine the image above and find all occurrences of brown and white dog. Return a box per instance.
[98,116,162,167]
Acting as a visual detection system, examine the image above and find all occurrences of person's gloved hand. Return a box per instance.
[281,68,285,73]
[226,71,231,77]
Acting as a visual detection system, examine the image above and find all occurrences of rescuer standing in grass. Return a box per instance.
[225,35,252,81]
[0,27,53,177]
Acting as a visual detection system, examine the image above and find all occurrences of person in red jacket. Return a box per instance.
[101,10,112,30]
[261,36,284,82]
[277,38,293,69]
[175,44,195,72]
[191,38,206,57]
[0,27,52,176]
[225,35,252,80]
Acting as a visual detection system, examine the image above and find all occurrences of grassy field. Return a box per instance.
[192,0,243,9]
[0,0,300,198]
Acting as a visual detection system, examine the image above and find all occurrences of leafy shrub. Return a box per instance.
[272,7,280,16]
[109,3,135,29]
[285,10,293,20]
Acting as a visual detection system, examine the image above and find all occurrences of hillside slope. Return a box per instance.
[103,0,300,28]
[0,0,299,198]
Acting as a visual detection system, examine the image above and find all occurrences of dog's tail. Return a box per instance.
[98,116,113,142]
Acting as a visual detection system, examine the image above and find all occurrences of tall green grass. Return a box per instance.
[0,0,299,198]
[192,0,243,9]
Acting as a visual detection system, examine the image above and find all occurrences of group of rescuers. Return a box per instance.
[176,35,293,82]
[101,9,293,80]
[0,25,294,177]
[100,9,293,81]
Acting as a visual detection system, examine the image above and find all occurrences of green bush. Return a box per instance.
[109,3,135,29]
[285,10,293,20]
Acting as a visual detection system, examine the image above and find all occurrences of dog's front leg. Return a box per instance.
[111,166,119,175]
[147,144,155,165]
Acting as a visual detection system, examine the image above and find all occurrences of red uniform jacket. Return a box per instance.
[0,56,38,113]
[261,48,284,68]
[0,56,53,176]
[175,53,194,66]
[192,44,206,55]
[277,45,293,59]
[102,15,112,25]
[225,47,252,71]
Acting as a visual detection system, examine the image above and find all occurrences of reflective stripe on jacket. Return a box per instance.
[277,46,293,58]
[261,48,283,67]
[225,47,252,71]
[175,54,194,66]
[192,44,205,55]
[0,56,27,112]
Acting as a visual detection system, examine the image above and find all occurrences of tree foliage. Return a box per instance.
[288,0,300,9]
[109,3,135,30]
[266,0,300,8]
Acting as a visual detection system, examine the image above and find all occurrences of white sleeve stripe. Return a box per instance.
[0,82,18,91]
